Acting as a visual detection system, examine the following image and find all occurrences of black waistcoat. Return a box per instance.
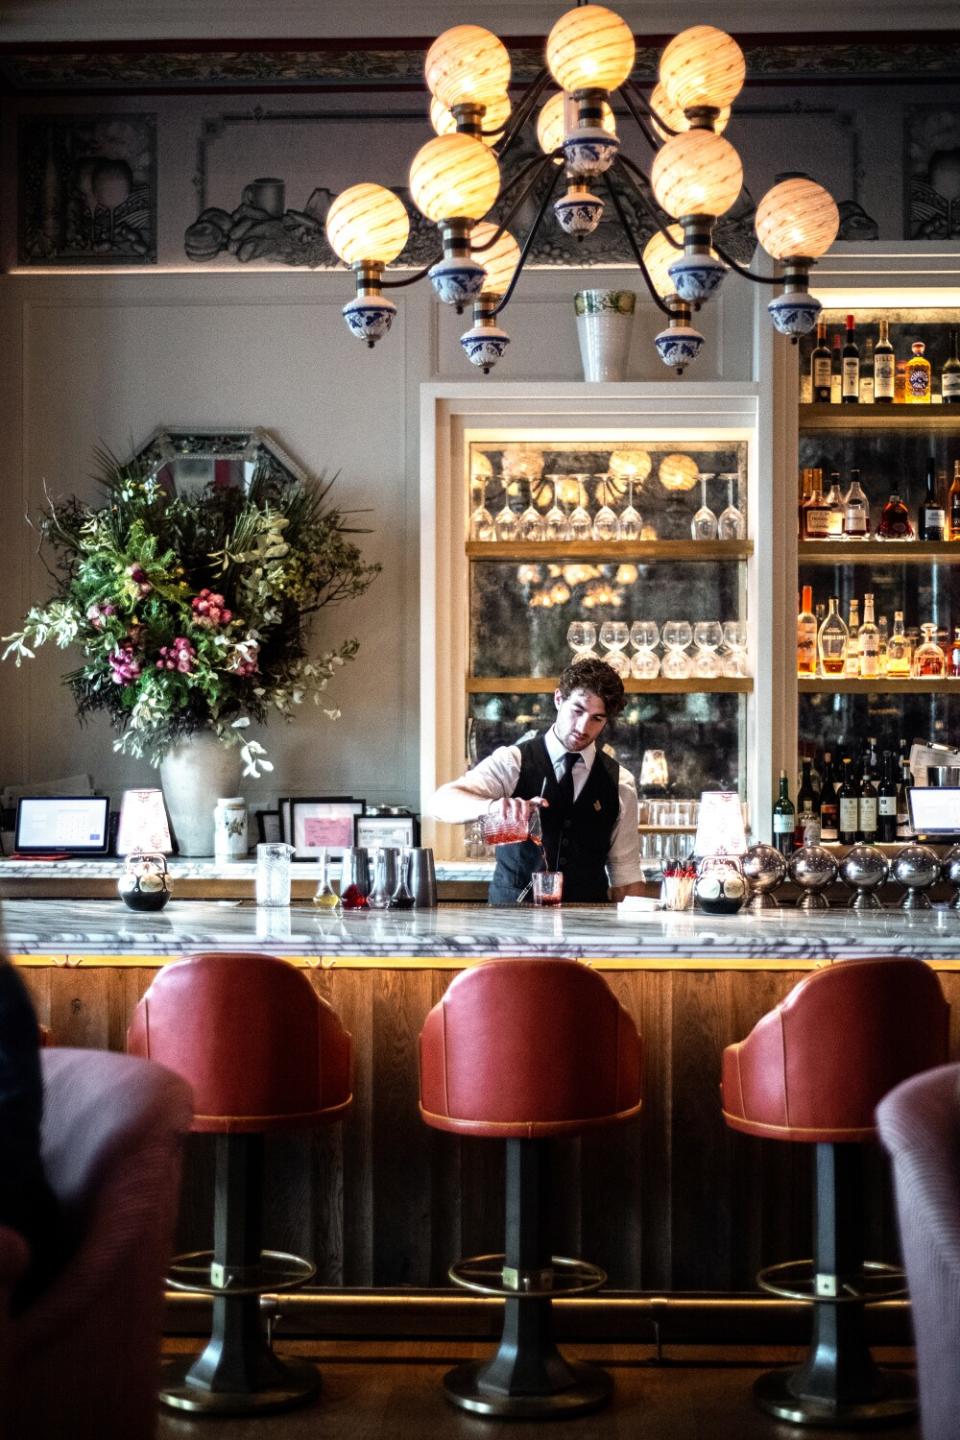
[488,732,621,905]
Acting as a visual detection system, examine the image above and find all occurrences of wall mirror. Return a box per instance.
[134,426,306,497]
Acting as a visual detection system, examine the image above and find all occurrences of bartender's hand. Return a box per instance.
[486,795,548,824]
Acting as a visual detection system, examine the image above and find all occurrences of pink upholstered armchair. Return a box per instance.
[0,1047,193,1440]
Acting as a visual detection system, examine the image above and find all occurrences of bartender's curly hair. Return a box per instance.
[557,658,626,719]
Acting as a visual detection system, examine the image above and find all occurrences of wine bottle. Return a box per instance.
[842,468,870,538]
[772,770,795,856]
[795,760,820,846]
[841,315,860,403]
[948,460,960,541]
[859,593,880,678]
[838,758,859,845]
[811,319,832,403]
[858,768,878,843]
[797,585,817,677]
[896,759,914,839]
[859,336,875,404]
[830,333,843,404]
[919,458,945,542]
[877,753,898,843]
[819,754,839,842]
[943,328,960,404]
[874,318,895,403]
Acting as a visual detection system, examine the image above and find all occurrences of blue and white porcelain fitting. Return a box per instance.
[562,127,620,179]
[429,255,487,310]
[460,322,510,373]
[554,184,604,237]
[667,251,726,305]
[654,321,705,375]
[342,294,397,348]
[768,289,821,339]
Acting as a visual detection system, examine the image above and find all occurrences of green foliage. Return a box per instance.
[2,449,380,772]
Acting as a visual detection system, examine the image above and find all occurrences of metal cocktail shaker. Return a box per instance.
[405,847,437,907]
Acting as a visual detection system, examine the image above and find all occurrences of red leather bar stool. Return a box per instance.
[127,951,352,1416]
[419,957,642,1419]
[722,956,949,1428]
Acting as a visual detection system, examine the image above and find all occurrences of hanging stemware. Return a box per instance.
[542,475,571,543]
[717,475,746,540]
[690,474,719,541]
[619,479,644,542]
[592,473,621,542]
[469,478,496,542]
[494,474,519,541]
[567,474,593,542]
[518,478,546,542]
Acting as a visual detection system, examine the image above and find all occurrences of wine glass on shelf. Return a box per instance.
[599,619,631,676]
[619,480,644,541]
[690,475,719,541]
[566,475,594,542]
[567,619,597,659]
[661,619,693,678]
[721,620,749,676]
[494,485,519,541]
[630,619,660,678]
[517,480,545,542]
[469,480,496,542]
[717,476,746,540]
[692,620,724,677]
[592,476,621,542]
[543,476,571,543]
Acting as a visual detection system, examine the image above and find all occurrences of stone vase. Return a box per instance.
[159,731,243,857]
[574,289,636,381]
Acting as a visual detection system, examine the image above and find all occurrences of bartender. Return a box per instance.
[432,658,644,903]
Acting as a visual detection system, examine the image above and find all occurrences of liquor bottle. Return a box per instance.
[811,319,832,402]
[858,767,879,844]
[819,755,839,843]
[841,315,860,403]
[843,468,870,538]
[913,622,947,677]
[943,328,960,404]
[838,758,859,845]
[797,585,817,677]
[772,770,795,855]
[864,735,880,779]
[876,491,914,541]
[877,753,898,843]
[896,759,914,839]
[951,627,960,678]
[824,474,845,538]
[817,594,848,676]
[798,468,811,535]
[948,460,960,541]
[830,333,843,404]
[885,611,912,678]
[859,336,875,404]
[802,469,831,540]
[858,593,880,678]
[795,760,820,846]
[905,340,932,403]
[894,360,908,404]
[919,458,945,541]
[844,597,860,677]
[874,318,895,403]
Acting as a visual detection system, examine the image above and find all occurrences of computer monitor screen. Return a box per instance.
[14,796,111,854]
[907,787,960,838]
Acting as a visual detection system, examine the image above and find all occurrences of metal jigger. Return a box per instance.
[942,844,960,909]
[788,845,838,910]
[742,843,787,911]
[839,844,890,911]
[892,844,941,910]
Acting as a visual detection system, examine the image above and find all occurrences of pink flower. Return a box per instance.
[86,601,116,630]
[155,636,196,674]
[109,644,141,684]
[125,564,152,597]
[191,588,232,629]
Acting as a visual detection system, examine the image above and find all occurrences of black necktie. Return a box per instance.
[557,752,580,808]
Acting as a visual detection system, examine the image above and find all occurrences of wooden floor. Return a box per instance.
[156,1341,920,1440]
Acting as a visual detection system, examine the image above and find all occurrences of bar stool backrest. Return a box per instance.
[127,951,352,1133]
[419,957,642,1138]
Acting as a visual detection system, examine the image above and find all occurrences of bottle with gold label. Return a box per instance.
[905,341,932,403]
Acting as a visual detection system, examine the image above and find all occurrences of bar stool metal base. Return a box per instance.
[443,1359,611,1419]
[159,1354,320,1416]
[753,1367,916,1429]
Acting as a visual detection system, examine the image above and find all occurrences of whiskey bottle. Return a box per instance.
[802,469,831,540]
[885,611,912,678]
[797,585,817,677]
[819,755,839,843]
[841,315,860,403]
[905,341,932,403]
[859,336,875,404]
[795,760,820,846]
[811,318,832,403]
[859,593,880,678]
[874,318,895,403]
[858,768,879,844]
[798,468,812,536]
[838,758,859,845]
[943,328,960,404]
[948,460,960,540]
[913,622,946,678]
[772,770,795,856]
[817,594,848,676]
[877,753,898,843]
[950,627,960,678]
[843,468,870,538]
[825,474,845,538]
[876,492,914,541]
[919,458,945,541]
[844,598,861,677]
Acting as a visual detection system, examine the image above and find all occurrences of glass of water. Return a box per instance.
[256,842,294,906]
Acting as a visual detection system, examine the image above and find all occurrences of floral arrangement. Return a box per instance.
[2,449,380,775]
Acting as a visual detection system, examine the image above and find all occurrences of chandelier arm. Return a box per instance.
[493,67,554,158]
[380,254,444,290]
[612,155,682,249]
[712,242,782,286]
[617,81,666,151]
[490,163,566,318]
[478,153,560,248]
[601,170,672,317]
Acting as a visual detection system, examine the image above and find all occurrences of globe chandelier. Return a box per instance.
[325,4,840,376]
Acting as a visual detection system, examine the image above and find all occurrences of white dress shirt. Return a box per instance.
[432,729,642,889]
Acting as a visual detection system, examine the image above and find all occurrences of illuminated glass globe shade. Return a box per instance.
[755,176,840,260]
[642,224,685,299]
[325,183,410,265]
[546,5,636,94]
[658,25,745,113]
[659,453,700,493]
[536,91,616,154]
[425,25,511,110]
[430,92,512,143]
[649,81,729,141]
[651,130,743,219]
[608,448,652,483]
[409,134,500,223]
[470,221,521,297]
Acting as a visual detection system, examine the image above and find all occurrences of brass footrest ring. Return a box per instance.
[757,1258,907,1304]
[166,1248,316,1296]
[449,1253,607,1299]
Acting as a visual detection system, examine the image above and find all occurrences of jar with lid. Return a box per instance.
[214,797,248,861]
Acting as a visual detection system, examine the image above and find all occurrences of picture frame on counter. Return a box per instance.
[282,796,365,859]
[354,812,420,849]
[255,810,283,845]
